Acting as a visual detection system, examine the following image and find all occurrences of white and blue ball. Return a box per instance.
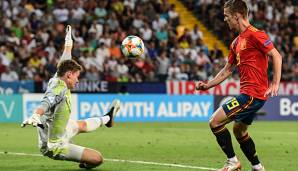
[121,35,145,58]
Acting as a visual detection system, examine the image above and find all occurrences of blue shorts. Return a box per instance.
[222,94,266,125]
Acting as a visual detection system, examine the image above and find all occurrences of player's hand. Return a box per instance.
[195,81,209,91]
[21,113,43,128]
[264,83,279,97]
[66,25,72,34]
[65,25,73,47]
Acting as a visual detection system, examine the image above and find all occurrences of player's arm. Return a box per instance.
[21,106,45,128]
[264,48,282,97]
[57,25,73,66]
[21,97,52,128]
[22,80,66,128]
[196,62,234,90]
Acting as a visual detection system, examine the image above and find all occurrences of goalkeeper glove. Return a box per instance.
[65,25,73,47]
[21,113,44,129]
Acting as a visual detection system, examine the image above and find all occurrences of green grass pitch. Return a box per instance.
[0,122,297,171]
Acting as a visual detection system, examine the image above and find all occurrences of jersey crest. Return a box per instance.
[239,39,247,51]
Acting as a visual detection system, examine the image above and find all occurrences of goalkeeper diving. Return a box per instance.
[22,25,121,169]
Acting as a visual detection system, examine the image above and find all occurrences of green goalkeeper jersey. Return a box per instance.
[40,75,71,143]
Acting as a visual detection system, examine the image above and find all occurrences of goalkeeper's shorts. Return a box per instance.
[37,119,85,162]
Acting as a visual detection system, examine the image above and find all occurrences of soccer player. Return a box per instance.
[22,25,121,169]
[196,1,282,171]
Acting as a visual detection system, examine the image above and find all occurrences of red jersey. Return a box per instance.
[228,26,274,100]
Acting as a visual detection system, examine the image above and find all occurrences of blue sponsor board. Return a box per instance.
[257,96,298,121]
[78,94,213,122]
[0,81,34,94]
[0,95,23,122]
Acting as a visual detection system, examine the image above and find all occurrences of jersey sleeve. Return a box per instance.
[57,50,72,65]
[253,31,274,54]
[54,49,72,78]
[39,78,68,114]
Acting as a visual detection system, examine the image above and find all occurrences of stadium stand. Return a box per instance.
[0,0,297,82]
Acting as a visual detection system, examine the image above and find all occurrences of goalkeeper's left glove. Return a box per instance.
[21,113,44,129]
[65,25,73,47]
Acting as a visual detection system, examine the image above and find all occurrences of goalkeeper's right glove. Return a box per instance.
[21,113,44,129]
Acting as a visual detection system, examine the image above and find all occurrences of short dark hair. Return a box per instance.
[57,59,82,77]
[224,0,249,18]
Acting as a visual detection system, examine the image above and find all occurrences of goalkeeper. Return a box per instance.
[22,25,121,169]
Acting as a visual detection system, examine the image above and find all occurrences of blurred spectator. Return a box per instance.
[167,62,181,80]
[107,12,120,32]
[156,26,168,42]
[85,66,101,81]
[176,64,189,80]
[146,41,158,59]
[109,41,122,59]
[124,0,136,10]
[140,23,153,42]
[132,14,144,29]
[152,14,168,31]
[168,4,180,28]
[52,3,69,23]
[1,67,19,82]
[156,50,170,81]
[189,24,203,42]
[209,43,224,61]
[71,3,86,24]
[0,58,7,76]
[95,1,108,22]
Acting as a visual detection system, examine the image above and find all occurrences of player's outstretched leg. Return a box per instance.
[233,123,265,171]
[77,99,121,133]
[41,143,103,169]
[209,107,241,171]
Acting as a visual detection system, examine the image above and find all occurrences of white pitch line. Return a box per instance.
[105,158,218,170]
[0,151,218,171]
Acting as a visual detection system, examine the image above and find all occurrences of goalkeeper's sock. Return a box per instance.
[85,116,110,132]
[211,125,236,158]
[237,133,260,165]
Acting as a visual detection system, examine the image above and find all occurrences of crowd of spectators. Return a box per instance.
[1,0,297,83]
[0,0,224,83]
[184,0,298,81]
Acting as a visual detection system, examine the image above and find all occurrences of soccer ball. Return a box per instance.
[121,35,145,58]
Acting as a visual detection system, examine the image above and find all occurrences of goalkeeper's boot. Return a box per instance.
[251,166,265,171]
[104,99,120,128]
[219,158,241,171]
